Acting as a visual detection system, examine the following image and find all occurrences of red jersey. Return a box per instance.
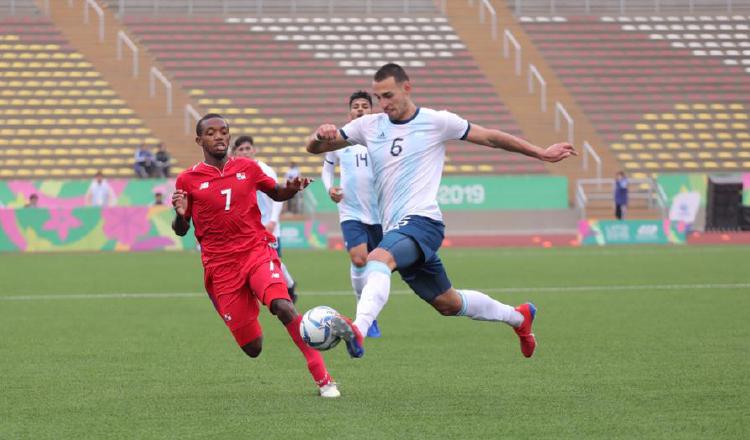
[175,157,277,267]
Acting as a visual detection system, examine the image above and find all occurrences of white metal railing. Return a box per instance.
[116,31,139,78]
[113,0,437,15]
[527,64,546,112]
[184,104,201,135]
[576,178,668,219]
[512,0,747,15]
[149,67,173,114]
[554,101,573,145]
[83,0,105,43]
[479,0,498,40]
[582,140,602,182]
[503,29,521,76]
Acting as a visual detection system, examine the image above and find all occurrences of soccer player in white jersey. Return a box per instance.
[232,135,298,303]
[306,63,577,360]
[321,91,383,338]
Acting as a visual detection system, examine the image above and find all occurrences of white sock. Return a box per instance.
[353,261,391,335]
[457,289,523,327]
[281,262,294,288]
[350,264,367,302]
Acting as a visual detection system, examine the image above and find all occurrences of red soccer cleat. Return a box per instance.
[514,303,537,358]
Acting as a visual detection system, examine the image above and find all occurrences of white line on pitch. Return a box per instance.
[1,282,748,301]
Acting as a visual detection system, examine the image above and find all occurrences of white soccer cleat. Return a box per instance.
[319,382,341,398]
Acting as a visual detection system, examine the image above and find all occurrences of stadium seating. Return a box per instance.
[0,16,160,178]
[521,14,750,179]
[122,15,545,175]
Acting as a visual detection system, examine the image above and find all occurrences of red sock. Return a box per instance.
[285,315,332,387]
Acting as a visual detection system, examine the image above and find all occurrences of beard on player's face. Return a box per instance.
[207,148,227,160]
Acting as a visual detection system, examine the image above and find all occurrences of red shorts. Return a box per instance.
[203,246,290,347]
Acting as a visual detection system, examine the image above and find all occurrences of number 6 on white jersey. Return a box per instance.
[220,188,232,211]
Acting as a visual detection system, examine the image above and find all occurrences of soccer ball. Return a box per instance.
[299,306,341,351]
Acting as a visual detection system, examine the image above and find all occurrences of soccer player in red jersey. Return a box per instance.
[171,114,340,398]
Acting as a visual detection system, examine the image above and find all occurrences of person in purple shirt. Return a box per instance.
[614,171,628,220]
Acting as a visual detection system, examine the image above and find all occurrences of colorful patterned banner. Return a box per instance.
[743,173,750,206]
[0,207,326,252]
[0,179,175,208]
[578,219,687,246]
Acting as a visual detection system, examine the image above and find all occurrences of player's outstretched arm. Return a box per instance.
[465,124,577,163]
[306,124,350,154]
[264,177,314,202]
[171,189,190,236]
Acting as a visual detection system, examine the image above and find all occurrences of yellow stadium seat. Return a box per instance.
[0,169,13,177]
[712,123,728,129]
[623,134,637,141]
[39,159,55,166]
[677,152,693,159]
[715,113,730,120]
[617,153,633,160]
[644,114,658,120]
[478,165,492,172]
[717,133,732,140]
[644,162,658,169]
[705,142,718,149]
[704,162,718,169]
[610,143,626,150]
[739,152,750,158]
[732,113,747,120]
[67,169,84,176]
[678,113,694,120]
[684,162,699,169]
[661,114,676,121]
[664,162,679,169]
[722,141,738,148]
[692,104,707,110]
[698,152,712,159]
[723,162,737,168]
[697,133,713,140]
[731,123,747,130]
[659,133,675,140]
[738,133,750,140]
[17,169,31,177]
[50,168,65,176]
[657,153,672,160]
[295,127,309,134]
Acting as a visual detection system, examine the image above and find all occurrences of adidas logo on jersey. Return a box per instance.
[199,182,209,190]
[378,131,386,139]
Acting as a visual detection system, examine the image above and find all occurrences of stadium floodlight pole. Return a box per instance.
[503,29,521,76]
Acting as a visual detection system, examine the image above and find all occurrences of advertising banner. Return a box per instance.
[578,219,687,246]
[0,206,327,252]
[307,175,569,212]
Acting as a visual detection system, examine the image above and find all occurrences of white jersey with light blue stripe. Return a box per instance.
[324,145,380,225]
[340,107,470,232]
[257,161,281,237]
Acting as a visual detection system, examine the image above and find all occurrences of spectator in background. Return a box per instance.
[85,171,117,207]
[134,144,155,178]
[154,143,172,178]
[24,193,39,208]
[152,191,164,206]
[614,171,628,220]
[284,161,302,214]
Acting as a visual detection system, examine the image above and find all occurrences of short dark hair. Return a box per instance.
[349,90,372,108]
[234,135,254,148]
[374,63,410,83]
[196,113,226,136]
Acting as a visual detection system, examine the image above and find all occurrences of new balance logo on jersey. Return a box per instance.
[199,182,210,190]
[272,273,280,279]
[223,314,232,322]
[236,173,246,180]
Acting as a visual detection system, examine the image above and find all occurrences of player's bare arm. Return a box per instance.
[264,176,314,201]
[306,124,349,154]
[171,189,190,236]
[465,123,577,163]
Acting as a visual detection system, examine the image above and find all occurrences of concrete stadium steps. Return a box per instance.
[123,15,546,175]
[0,16,160,179]
[521,15,750,178]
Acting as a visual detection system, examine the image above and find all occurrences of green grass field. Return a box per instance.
[1,246,748,439]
